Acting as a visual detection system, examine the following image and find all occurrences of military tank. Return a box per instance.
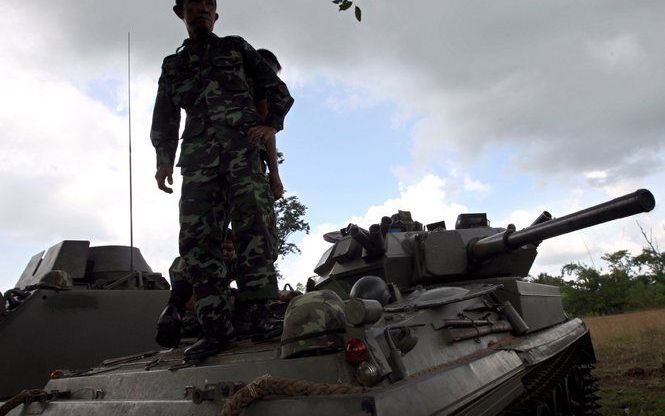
[0,241,170,399]
[2,189,656,416]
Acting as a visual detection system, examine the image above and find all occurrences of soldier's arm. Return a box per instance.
[255,97,269,121]
[240,40,294,132]
[150,59,181,193]
[254,98,284,199]
[265,135,284,199]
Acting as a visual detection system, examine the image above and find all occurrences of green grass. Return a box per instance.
[584,309,665,416]
[598,385,665,416]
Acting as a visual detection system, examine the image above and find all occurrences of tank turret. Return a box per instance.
[310,189,655,294]
[0,241,170,398]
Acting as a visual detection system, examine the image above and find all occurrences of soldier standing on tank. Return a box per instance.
[150,0,294,361]
[154,48,289,348]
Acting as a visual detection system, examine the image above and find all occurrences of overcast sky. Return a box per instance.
[0,0,663,291]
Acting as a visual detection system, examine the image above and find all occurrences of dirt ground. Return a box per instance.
[584,309,665,416]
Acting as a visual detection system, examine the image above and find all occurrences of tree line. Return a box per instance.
[530,228,664,317]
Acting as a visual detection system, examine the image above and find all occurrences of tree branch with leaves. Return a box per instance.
[275,195,310,258]
[332,0,362,22]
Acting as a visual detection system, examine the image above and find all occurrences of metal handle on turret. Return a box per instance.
[470,189,656,261]
[348,224,386,257]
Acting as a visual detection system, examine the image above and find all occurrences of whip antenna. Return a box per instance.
[128,32,135,274]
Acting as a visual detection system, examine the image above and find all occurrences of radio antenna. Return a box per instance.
[128,32,135,274]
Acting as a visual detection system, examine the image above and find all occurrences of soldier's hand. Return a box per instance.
[155,164,174,194]
[247,125,276,145]
[270,174,284,200]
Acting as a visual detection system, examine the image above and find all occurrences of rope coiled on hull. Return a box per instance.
[220,375,367,416]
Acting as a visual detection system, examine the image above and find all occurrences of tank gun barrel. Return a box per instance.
[470,189,656,261]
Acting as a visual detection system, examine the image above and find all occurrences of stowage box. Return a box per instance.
[497,280,566,332]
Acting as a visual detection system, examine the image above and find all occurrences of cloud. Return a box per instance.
[463,176,490,193]
[587,33,647,72]
[1,0,663,290]
[269,1,665,183]
[0,4,181,288]
[278,174,468,286]
[4,0,664,184]
[0,65,125,241]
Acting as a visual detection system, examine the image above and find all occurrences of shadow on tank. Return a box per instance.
[0,241,169,398]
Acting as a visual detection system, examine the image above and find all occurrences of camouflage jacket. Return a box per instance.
[150,33,294,169]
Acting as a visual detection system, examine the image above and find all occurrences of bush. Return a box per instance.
[529,243,665,317]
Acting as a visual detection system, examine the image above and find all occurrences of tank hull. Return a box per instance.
[5,319,594,416]
[0,289,169,398]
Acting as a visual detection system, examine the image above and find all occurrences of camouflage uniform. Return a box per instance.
[168,256,234,338]
[150,32,294,338]
[167,254,238,304]
[248,77,281,263]
[167,257,193,309]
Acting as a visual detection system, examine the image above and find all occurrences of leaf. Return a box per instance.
[339,1,353,11]
[355,6,362,22]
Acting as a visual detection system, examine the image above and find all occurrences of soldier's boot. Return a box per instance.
[155,281,193,348]
[155,304,183,349]
[184,283,236,362]
[232,304,253,339]
[183,319,235,362]
[180,313,202,339]
[250,302,284,341]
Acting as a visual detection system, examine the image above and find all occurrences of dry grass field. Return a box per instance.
[584,309,665,416]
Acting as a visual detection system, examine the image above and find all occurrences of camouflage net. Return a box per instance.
[220,374,367,416]
[0,390,47,416]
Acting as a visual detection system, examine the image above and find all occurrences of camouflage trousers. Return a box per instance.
[179,132,278,335]
[166,257,201,337]
[167,257,239,305]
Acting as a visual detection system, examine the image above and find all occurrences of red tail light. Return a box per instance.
[50,370,64,379]
[345,338,368,365]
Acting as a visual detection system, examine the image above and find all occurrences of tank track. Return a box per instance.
[499,337,600,416]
